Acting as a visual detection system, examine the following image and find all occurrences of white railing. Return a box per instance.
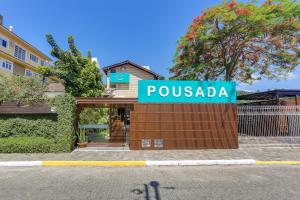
[237,105,300,137]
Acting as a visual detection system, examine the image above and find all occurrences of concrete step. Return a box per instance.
[240,143,300,148]
[75,146,130,152]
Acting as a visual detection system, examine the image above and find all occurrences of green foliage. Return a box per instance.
[158,76,166,80]
[76,128,86,143]
[0,94,76,153]
[0,117,57,138]
[0,137,54,153]
[38,34,104,97]
[38,66,54,79]
[49,93,77,152]
[0,75,10,103]
[80,108,108,124]
[98,128,109,139]
[0,74,47,105]
[171,0,300,83]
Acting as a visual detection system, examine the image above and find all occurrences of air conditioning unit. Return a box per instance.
[102,88,116,97]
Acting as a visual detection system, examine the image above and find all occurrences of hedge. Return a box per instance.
[50,94,77,152]
[0,137,54,153]
[0,118,58,138]
[0,94,77,153]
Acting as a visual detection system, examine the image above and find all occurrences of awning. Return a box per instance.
[237,89,300,101]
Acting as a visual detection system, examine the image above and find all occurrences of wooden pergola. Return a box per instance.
[76,97,138,122]
[76,97,138,106]
[76,97,137,115]
[76,97,138,144]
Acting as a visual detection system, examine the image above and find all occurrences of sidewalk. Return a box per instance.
[1,147,300,161]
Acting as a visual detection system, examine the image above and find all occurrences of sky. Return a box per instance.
[1,0,299,91]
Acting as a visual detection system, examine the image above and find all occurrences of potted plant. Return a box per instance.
[76,128,87,148]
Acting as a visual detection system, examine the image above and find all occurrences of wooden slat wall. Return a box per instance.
[130,104,238,150]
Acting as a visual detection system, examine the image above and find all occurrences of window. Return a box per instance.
[25,69,38,77]
[40,60,45,66]
[25,69,33,77]
[30,54,38,63]
[1,60,13,71]
[14,45,26,61]
[0,37,8,48]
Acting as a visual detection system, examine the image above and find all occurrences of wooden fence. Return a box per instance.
[130,104,238,150]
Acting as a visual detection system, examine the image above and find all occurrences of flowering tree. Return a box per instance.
[170,0,299,83]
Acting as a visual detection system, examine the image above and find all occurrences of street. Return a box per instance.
[0,165,299,200]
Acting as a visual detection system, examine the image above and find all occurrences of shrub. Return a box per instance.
[0,137,54,153]
[50,94,76,152]
[0,118,57,138]
[0,93,77,153]
[0,74,47,105]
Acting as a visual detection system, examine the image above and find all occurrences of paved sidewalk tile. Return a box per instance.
[0,148,300,161]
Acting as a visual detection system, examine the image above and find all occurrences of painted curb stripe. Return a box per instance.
[256,161,300,165]
[42,161,146,167]
[0,161,42,167]
[1,160,300,167]
[146,159,256,166]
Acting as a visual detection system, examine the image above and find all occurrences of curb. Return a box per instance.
[0,160,300,167]
[146,159,256,166]
[0,161,42,167]
[256,161,300,165]
[42,161,146,167]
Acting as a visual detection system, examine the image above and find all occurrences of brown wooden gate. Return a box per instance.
[130,103,238,150]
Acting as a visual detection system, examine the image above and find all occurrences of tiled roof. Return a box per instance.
[102,60,161,79]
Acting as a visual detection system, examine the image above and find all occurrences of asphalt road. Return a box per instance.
[0,165,299,200]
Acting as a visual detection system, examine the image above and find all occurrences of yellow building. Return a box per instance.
[0,15,52,77]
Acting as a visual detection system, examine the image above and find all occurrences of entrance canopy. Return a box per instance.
[76,97,138,106]
[76,97,137,147]
[237,89,300,101]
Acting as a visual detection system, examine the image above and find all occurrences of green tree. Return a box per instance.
[39,34,104,97]
[170,0,300,83]
[0,74,47,105]
[80,108,108,124]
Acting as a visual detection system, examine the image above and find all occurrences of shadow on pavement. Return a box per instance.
[131,181,175,200]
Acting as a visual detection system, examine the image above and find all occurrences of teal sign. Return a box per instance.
[110,73,130,83]
[138,80,236,103]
